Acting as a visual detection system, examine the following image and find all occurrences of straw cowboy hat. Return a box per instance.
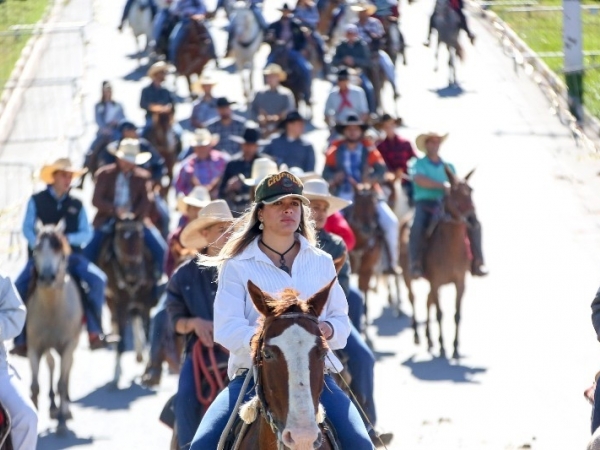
[351,1,377,15]
[415,131,449,152]
[180,200,234,249]
[176,185,212,214]
[39,158,87,184]
[108,138,152,165]
[191,74,218,94]
[303,178,351,215]
[241,157,279,186]
[147,61,171,78]
[189,128,220,147]
[263,64,287,82]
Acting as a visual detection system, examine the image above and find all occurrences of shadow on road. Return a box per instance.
[370,306,412,337]
[122,64,149,82]
[74,382,156,411]
[401,355,487,383]
[431,85,468,98]
[37,428,94,449]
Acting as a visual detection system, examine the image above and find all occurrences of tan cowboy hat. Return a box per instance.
[350,1,377,15]
[147,61,171,78]
[241,158,279,186]
[180,200,234,249]
[263,64,287,82]
[303,178,351,215]
[415,131,449,152]
[108,138,152,165]
[191,73,218,93]
[39,158,87,185]
[176,185,212,214]
[189,128,220,147]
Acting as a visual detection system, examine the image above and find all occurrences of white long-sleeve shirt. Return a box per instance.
[0,273,26,372]
[214,235,350,379]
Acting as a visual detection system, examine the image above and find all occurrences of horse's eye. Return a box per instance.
[262,348,275,361]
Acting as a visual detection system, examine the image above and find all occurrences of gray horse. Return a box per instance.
[433,0,463,86]
[28,220,83,434]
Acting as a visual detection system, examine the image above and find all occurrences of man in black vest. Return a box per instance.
[11,158,110,357]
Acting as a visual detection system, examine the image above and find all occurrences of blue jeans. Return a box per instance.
[593,381,600,433]
[267,50,313,103]
[84,226,167,277]
[148,296,168,364]
[360,72,376,113]
[176,356,206,450]
[378,49,397,92]
[190,374,373,449]
[169,18,217,63]
[348,287,365,332]
[345,326,376,426]
[14,254,107,345]
[408,200,439,271]
[152,8,169,42]
[154,195,170,239]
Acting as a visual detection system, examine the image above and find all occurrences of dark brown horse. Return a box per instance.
[98,218,157,385]
[268,42,311,118]
[173,19,214,97]
[143,111,181,197]
[399,167,475,359]
[0,401,13,450]
[232,280,338,450]
[316,0,342,38]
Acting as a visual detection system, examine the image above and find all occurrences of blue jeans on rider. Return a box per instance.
[122,0,157,24]
[13,254,107,345]
[348,287,365,332]
[408,200,439,271]
[378,50,397,92]
[267,50,313,103]
[345,325,377,426]
[154,194,170,239]
[148,294,168,364]
[152,8,169,42]
[176,355,207,450]
[360,73,376,114]
[592,380,600,433]
[169,17,217,63]
[190,373,373,449]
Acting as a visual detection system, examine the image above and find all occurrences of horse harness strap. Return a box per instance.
[192,340,227,407]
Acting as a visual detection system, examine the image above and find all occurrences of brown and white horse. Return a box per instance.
[233,279,338,450]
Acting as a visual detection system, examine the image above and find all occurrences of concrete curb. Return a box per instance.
[470,2,600,152]
[0,0,65,148]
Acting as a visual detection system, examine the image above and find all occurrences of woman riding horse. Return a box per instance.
[189,171,373,449]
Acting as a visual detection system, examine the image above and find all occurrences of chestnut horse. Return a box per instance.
[173,19,214,97]
[231,280,339,450]
[143,111,181,196]
[399,166,474,359]
[98,219,158,384]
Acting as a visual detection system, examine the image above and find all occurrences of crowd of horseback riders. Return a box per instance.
[0,0,485,449]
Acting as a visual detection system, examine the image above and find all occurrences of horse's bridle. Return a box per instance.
[252,312,322,449]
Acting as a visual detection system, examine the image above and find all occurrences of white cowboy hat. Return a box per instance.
[415,131,449,152]
[303,178,352,215]
[285,166,320,182]
[176,185,212,214]
[39,158,87,185]
[180,200,234,249]
[241,158,279,186]
[108,138,152,165]
[350,1,377,15]
[191,73,218,93]
[263,63,287,82]
[147,61,172,78]
[189,128,220,147]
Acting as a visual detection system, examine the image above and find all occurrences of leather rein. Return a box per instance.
[192,340,227,407]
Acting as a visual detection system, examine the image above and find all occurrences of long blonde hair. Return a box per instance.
[200,201,316,272]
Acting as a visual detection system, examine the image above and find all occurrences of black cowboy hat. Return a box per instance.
[215,97,236,108]
[278,110,304,129]
[230,126,269,145]
[335,115,369,134]
[118,120,137,132]
[278,3,293,11]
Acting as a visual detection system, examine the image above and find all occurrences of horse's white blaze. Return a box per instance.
[268,324,321,435]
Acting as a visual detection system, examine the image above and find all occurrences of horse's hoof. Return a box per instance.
[50,406,59,420]
[439,348,447,359]
[64,409,73,421]
[56,422,68,436]
[452,349,460,360]
[414,335,420,345]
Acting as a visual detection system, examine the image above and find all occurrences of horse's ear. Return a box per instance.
[333,253,346,275]
[444,165,457,186]
[247,280,273,317]
[55,219,66,234]
[306,277,336,318]
[464,168,476,182]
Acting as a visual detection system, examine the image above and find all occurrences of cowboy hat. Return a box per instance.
[263,64,287,82]
[415,131,449,152]
[278,110,304,129]
[350,1,377,15]
[189,128,220,147]
[176,185,212,213]
[229,127,269,146]
[180,200,234,249]
[39,158,87,185]
[303,178,351,215]
[286,166,320,182]
[278,3,293,12]
[191,74,218,93]
[108,138,152,165]
[241,157,279,186]
[215,97,236,108]
[147,61,171,78]
[335,114,369,134]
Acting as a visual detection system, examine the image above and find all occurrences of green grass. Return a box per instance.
[490,0,600,118]
[0,0,52,89]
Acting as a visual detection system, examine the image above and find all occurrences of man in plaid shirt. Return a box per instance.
[205,97,246,156]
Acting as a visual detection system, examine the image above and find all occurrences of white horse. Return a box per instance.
[125,0,155,64]
[330,0,358,48]
[231,1,263,101]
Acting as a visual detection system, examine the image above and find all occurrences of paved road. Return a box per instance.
[3,0,600,448]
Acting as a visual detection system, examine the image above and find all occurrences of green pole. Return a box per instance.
[563,0,584,124]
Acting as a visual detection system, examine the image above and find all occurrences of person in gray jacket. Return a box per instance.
[0,273,38,450]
